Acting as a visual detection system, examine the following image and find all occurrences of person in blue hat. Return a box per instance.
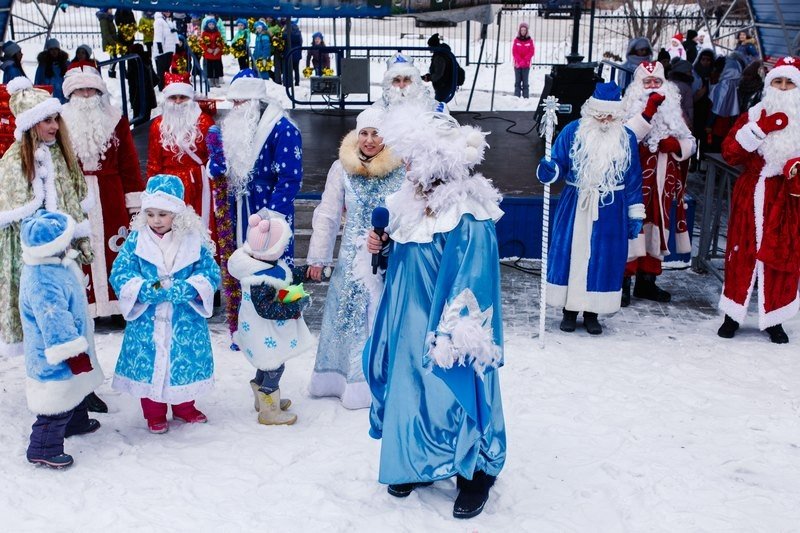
[110,174,220,434]
[232,18,251,71]
[537,81,644,334]
[19,210,104,469]
[252,20,272,80]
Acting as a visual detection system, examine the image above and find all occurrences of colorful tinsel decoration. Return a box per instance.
[229,36,248,59]
[187,34,203,56]
[172,55,188,75]
[256,58,273,73]
[138,16,154,43]
[322,67,335,77]
[271,34,285,54]
[247,17,257,33]
[210,167,240,336]
[302,66,313,78]
[117,22,137,44]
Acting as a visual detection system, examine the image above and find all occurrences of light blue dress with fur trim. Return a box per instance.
[110,229,220,404]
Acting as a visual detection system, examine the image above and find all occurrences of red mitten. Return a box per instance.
[66,353,93,375]
[756,109,789,135]
[658,136,681,154]
[642,92,666,120]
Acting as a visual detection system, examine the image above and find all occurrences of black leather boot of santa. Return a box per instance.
[633,273,671,302]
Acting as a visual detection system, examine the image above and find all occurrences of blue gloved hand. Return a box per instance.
[536,158,559,184]
[167,280,199,304]
[628,218,644,240]
[206,125,227,177]
[139,280,169,304]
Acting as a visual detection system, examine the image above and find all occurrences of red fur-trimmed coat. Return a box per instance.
[81,116,144,318]
[718,110,800,329]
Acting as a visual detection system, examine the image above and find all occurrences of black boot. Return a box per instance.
[621,276,631,307]
[560,309,578,332]
[387,482,433,498]
[85,391,108,413]
[717,315,739,339]
[633,273,671,302]
[765,324,789,344]
[453,471,496,519]
[583,312,602,335]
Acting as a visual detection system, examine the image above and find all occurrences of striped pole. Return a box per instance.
[538,96,560,348]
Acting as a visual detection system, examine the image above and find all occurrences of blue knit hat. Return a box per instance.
[583,81,623,116]
[254,21,267,31]
[235,18,247,27]
[141,175,186,214]
[20,209,76,259]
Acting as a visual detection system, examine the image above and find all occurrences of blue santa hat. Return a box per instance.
[583,81,623,116]
[254,21,267,31]
[141,175,186,214]
[383,53,421,86]
[20,209,76,259]
[228,68,267,101]
[235,18,248,27]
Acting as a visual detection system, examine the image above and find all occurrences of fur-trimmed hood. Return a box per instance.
[338,130,403,178]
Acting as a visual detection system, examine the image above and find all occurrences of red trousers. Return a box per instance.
[140,398,196,420]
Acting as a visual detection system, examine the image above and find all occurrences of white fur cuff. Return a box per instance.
[628,203,645,220]
[44,335,89,365]
[536,161,559,185]
[736,122,766,153]
[125,192,142,210]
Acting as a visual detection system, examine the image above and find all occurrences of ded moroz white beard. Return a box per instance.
[570,113,632,204]
[758,86,800,170]
[159,99,203,158]
[61,94,121,172]
[221,99,262,196]
[622,79,693,153]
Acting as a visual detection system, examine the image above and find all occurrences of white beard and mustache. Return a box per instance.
[757,86,800,170]
[382,79,433,107]
[61,94,121,172]
[622,80,693,153]
[570,114,632,204]
[221,99,262,196]
[159,99,203,157]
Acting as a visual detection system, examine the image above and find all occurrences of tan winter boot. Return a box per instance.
[250,381,291,412]
[257,389,297,426]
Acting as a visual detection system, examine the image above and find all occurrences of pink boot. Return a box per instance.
[172,401,208,424]
[141,398,169,434]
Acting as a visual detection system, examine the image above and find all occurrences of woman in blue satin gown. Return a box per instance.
[363,108,507,520]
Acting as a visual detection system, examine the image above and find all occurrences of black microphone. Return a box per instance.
[371,206,390,274]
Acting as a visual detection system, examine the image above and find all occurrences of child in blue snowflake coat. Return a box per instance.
[227,208,313,425]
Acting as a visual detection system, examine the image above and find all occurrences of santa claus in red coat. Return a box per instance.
[61,62,144,318]
[146,78,215,229]
[622,61,696,305]
[717,56,800,344]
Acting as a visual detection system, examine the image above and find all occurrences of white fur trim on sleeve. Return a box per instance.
[735,122,766,153]
[626,113,653,142]
[118,277,148,321]
[424,288,501,378]
[185,274,215,318]
[14,98,63,140]
[536,160,559,185]
[674,136,696,162]
[628,203,645,220]
[125,192,142,210]
[44,335,88,365]
[73,219,92,239]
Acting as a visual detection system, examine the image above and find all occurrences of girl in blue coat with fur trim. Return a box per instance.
[110,174,220,434]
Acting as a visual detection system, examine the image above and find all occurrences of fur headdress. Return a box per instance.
[8,77,62,140]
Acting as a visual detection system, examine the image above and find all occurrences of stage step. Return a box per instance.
[292,198,341,262]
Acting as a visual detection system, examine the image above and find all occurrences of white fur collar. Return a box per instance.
[134,228,201,276]
[338,131,403,177]
[387,173,503,244]
[227,247,292,289]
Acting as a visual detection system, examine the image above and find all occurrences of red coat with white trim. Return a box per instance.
[718,110,800,329]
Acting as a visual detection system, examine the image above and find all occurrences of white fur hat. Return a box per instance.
[356,107,383,132]
[228,68,267,101]
[62,62,108,98]
[7,77,62,141]
[382,53,421,87]
[765,56,800,88]
[20,209,76,259]
[162,81,195,99]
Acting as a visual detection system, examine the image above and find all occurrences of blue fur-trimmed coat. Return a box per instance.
[537,120,644,314]
[20,257,104,415]
[235,116,303,265]
[109,229,220,404]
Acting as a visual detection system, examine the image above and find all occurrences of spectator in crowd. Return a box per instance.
[656,48,672,78]
[306,32,330,77]
[154,11,179,89]
[738,59,765,112]
[423,33,461,103]
[252,21,273,80]
[619,37,652,90]
[232,18,251,71]
[666,33,686,61]
[512,22,535,99]
[734,30,759,65]
[707,52,745,152]
[114,8,137,54]
[691,49,716,167]
[287,18,303,87]
[1,40,26,83]
[668,59,695,126]
[682,29,700,63]
[96,8,117,77]
[34,39,69,103]
[70,44,95,67]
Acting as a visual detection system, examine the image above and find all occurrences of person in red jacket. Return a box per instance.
[60,61,144,319]
[201,18,225,88]
[717,56,800,344]
[146,79,215,233]
[511,22,535,98]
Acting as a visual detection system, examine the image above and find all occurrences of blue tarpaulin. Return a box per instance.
[749,0,800,57]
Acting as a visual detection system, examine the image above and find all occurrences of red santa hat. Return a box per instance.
[162,76,194,99]
[62,61,108,99]
[633,61,666,84]
[765,56,800,88]
[672,33,684,43]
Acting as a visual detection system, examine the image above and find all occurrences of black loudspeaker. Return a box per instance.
[534,62,600,134]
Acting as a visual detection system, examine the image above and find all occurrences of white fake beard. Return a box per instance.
[160,99,202,156]
[570,115,631,204]
[221,99,262,196]
[382,80,431,106]
[623,80,692,153]
[61,94,119,172]
[758,87,800,170]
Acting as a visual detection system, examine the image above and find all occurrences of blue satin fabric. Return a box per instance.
[364,214,507,484]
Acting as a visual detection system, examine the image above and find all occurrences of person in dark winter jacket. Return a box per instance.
[423,33,459,103]
[96,8,118,77]
[737,59,764,112]
[70,44,96,67]
[287,19,303,87]
[619,37,652,90]
[305,32,330,76]
[1,40,26,83]
[114,8,137,55]
[127,43,158,121]
[682,29,699,64]
[35,38,70,103]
